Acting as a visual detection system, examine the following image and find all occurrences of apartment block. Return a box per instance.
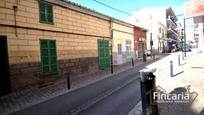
[166,8,178,52]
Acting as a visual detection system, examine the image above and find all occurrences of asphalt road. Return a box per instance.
[76,79,141,115]
[11,60,157,115]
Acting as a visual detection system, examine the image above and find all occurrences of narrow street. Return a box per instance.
[1,0,204,115]
[10,59,157,115]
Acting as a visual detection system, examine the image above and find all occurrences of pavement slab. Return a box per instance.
[130,50,204,115]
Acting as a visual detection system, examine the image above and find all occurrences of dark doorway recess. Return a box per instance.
[0,36,11,96]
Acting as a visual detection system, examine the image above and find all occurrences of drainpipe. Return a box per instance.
[110,18,113,74]
[13,5,18,37]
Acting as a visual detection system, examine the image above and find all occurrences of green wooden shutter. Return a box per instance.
[39,1,53,24]
[47,4,53,23]
[40,40,49,73]
[40,40,58,74]
[49,40,57,73]
[39,1,46,22]
[98,39,110,70]
[104,40,110,68]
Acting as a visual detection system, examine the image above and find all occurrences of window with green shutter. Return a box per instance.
[98,39,110,70]
[39,1,53,24]
[40,40,58,74]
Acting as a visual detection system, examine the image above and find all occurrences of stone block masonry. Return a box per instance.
[0,0,110,37]
[0,0,111,93]
[1,26,104,92]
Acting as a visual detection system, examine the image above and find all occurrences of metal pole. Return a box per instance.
[142,42,146,62]
[170,61,173,77]
[110,45,113,74]
[182,51,184,60]
[178,55,180,66]
[150,15,153,59]
[183,18,186,57]
[110,19,113,74]
[139,68,157,115]
[140,71,147,114]
[67,73,70,89]
[132,58,134,66]
[150,33,153,59]
[153,47,155,60]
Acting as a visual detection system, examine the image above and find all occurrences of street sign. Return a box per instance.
[185,0,204,18]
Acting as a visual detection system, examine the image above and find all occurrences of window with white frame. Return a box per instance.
[126,40,131,57]
[118,44,122,55]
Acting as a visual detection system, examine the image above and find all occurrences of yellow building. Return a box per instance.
[112,19,134,65]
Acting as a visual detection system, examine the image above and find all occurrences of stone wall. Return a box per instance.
[0,0,110,37]
[0,0,111,92]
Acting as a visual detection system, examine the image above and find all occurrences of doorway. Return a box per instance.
[138,41,144,58]
[0,36,11,96]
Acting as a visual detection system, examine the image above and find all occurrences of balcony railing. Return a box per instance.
[167,16,177,27]
[167,26,178,36]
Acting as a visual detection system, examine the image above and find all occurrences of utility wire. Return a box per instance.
[92,0,131,16]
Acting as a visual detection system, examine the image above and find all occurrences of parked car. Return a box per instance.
[182,45,191,52]
[171,47,177,52]
[146,50,151,56]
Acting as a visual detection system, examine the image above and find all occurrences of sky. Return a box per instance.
[71,0,191,21]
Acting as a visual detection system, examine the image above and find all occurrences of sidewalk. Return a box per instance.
[128,50,204,115]
[0,55,163,115]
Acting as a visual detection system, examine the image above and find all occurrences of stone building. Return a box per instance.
[0,0,112,95]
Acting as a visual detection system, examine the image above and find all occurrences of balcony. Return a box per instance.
[167,26,178,36]
[167,16,177,27]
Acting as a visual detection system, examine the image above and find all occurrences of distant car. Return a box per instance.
[182,46,191,52]
[171,47,177,52]
[146,50,151,56]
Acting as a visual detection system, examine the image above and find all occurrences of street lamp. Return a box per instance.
[183,17,194,57]
[110,18,113,74]
[150,15,153,58]
[183,18,187,57]
[176,13,193,57]
[109,40,113,74]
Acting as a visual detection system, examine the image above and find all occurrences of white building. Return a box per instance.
[184,0,204,52]
[126,7,178,53]
[193,16,204,52]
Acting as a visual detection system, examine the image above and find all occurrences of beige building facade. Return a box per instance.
[0,0,111,94]
[112,20,134,65]
[156,22,167,53]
